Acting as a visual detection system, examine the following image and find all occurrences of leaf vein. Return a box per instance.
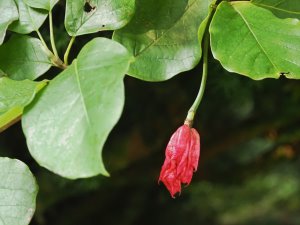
[234,5,279,71]
[134,0,199,58]
[74,60,91,126]
[252,2,300,15]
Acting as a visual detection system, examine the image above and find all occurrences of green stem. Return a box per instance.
[52,57,67,70]
[36,25,66,70]
[184,2,218,126]
[49,10,59,58]
[64,36,76,65]
[185,33,209,126]
[36,29,57,62]
[36,30,48,49]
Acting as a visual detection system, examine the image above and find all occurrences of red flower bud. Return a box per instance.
[159,124,200,197]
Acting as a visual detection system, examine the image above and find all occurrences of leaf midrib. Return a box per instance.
[134,0,199,58]
[74,60,91,126]
[233,4,279,72]
[0,214,6,225]
[252,1,300,16]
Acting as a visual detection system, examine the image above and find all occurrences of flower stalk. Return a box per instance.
[185,32,209,126]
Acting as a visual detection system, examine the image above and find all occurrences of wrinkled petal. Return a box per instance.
[181,128,200,185]
[180,168,193,185]
[161,171,181,198]
[159,124,201,197]
[176,140,190,177]
[190,128,200,171]
[165,125,190,160]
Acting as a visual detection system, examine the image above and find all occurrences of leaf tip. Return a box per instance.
[102,169,110,177]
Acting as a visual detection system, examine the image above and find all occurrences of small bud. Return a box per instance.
[158,124,200,197]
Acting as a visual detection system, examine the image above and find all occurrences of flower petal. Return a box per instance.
[190,128,200,171]
[158,124,201,197]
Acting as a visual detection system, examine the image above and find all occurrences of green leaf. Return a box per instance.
[0,108,22,133]
[9,0,48,34]
[0,35,52,80]
[23,0,59,11]
[0,0,18,45]
[113,0,211,81]
[251,0,300,19]
[0,77,47,113]
[209,1,300,80]
[0,69,6,77]
[22,38,131,179]
[0,78,47,132]
[65,0,135,36]
[0,157,38,225]
[198,1,216,44]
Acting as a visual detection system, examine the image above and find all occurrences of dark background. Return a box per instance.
[1,1,300,224]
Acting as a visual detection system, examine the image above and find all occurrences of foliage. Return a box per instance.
[0,157,38,225]
[23,38,131,179]
[210,0,300,79]
[0,0,300,224]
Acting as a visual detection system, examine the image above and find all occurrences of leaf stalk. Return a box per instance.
[49,10,59,58]
[64,36,76,65]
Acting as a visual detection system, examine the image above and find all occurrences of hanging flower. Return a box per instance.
[158,124,200,197]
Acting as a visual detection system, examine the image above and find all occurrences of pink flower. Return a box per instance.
[158,124,200,197]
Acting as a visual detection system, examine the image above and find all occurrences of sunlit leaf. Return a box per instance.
[0,78,47,132]
[9,0,48,34]
[251,0,300,19]
[22,38,132,179]
[210,1,300,80]
[23,0,59,11]
[0,35,51,80]
[0,78,46,113]
[65,0,135,36]
[0,0,18,45]
[113,0,212,81]
[0,157,38,225]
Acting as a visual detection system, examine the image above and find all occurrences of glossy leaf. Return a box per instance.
[0,35,52,80]
[23,0,59,11]
[9,0,48,34]
[22,38,131,179]
[209,1,300,80]
[251,0,300,19]
[0,0,18,45]
[65,0,135,36]
[0,78,46,132]
[113,0,211,81]
[0,157,38,225]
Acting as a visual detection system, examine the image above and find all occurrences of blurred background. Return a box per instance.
[1,1,300,225]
